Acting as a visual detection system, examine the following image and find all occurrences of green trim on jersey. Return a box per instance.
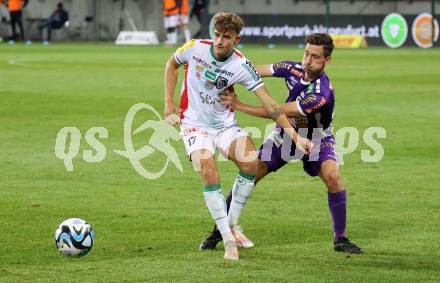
[210,44,233,62]
[248,81,264,91]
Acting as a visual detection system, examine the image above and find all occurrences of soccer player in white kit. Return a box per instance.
[164,12,312,260]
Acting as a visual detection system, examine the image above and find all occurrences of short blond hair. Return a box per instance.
[212,12,244,35]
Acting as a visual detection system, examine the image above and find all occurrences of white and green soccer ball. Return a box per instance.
[55,218,94,257]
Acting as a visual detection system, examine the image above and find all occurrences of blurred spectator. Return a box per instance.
[0,3,8,39]
[178,0,190,42]
[0,0,28,41]
[38,2,69,42]
[190,0,209,39]
[163,0,190,45]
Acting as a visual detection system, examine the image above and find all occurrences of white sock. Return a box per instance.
[228,172,256,227]
[183,28,191,42]
[166,31,177,44]
[203,185,234,242]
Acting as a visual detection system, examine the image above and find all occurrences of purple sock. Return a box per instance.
[328,190,347,239]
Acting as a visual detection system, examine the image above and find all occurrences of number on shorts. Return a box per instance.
[188,136,196,146]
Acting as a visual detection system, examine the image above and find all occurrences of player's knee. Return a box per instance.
[323,173,342,192]
[238,159,258,175]
[235,150,259,174]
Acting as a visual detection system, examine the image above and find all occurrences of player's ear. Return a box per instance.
[325,56,332,65]
[235,36,241,45]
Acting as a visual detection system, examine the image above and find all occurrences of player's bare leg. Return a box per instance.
[192,149,238,260]
[320,160,362,254]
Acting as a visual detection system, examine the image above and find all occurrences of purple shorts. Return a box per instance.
[258,135,338,177]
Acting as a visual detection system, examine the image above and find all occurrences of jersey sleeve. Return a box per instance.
[236,59,264,92]
[270,61,299,78]
[174,39,197,65]
[296,79,329,115]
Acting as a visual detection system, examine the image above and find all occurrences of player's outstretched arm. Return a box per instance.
[220,89,304,118]
[281,102,305,118]
[256,64,273,77]
[253,86,299,145]
[253,86,313,154]
[164,55,180,120]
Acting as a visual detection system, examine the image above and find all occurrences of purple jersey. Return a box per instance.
[257,60,338,176]
[271,60,335,140]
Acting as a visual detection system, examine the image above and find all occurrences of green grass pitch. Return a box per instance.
[1,43,439,282]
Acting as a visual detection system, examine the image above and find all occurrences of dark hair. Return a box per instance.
[305,33,334,57]
[212,12,244,35]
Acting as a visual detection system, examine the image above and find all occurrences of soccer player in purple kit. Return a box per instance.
[199,33,362,254]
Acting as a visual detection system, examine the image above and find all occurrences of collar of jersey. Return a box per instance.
[210,44,232,63]
[300,71,325,85]
[300,77,311,85]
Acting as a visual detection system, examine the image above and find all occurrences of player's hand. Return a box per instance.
[164,102,179,126]
[219,86,239,108]
[295,136,314,155]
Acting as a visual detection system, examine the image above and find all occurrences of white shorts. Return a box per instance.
[180,124,248,157]
[164,14,189,29]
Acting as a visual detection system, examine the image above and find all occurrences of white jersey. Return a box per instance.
[174,39,264,129]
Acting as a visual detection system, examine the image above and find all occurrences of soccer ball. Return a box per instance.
[55,218,94,257]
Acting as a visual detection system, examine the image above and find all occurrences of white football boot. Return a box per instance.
[231,225,254,249]
[223,240,239,260]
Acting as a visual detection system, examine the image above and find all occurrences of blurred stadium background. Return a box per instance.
[0,0,438,47]
[1,1,440,282]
